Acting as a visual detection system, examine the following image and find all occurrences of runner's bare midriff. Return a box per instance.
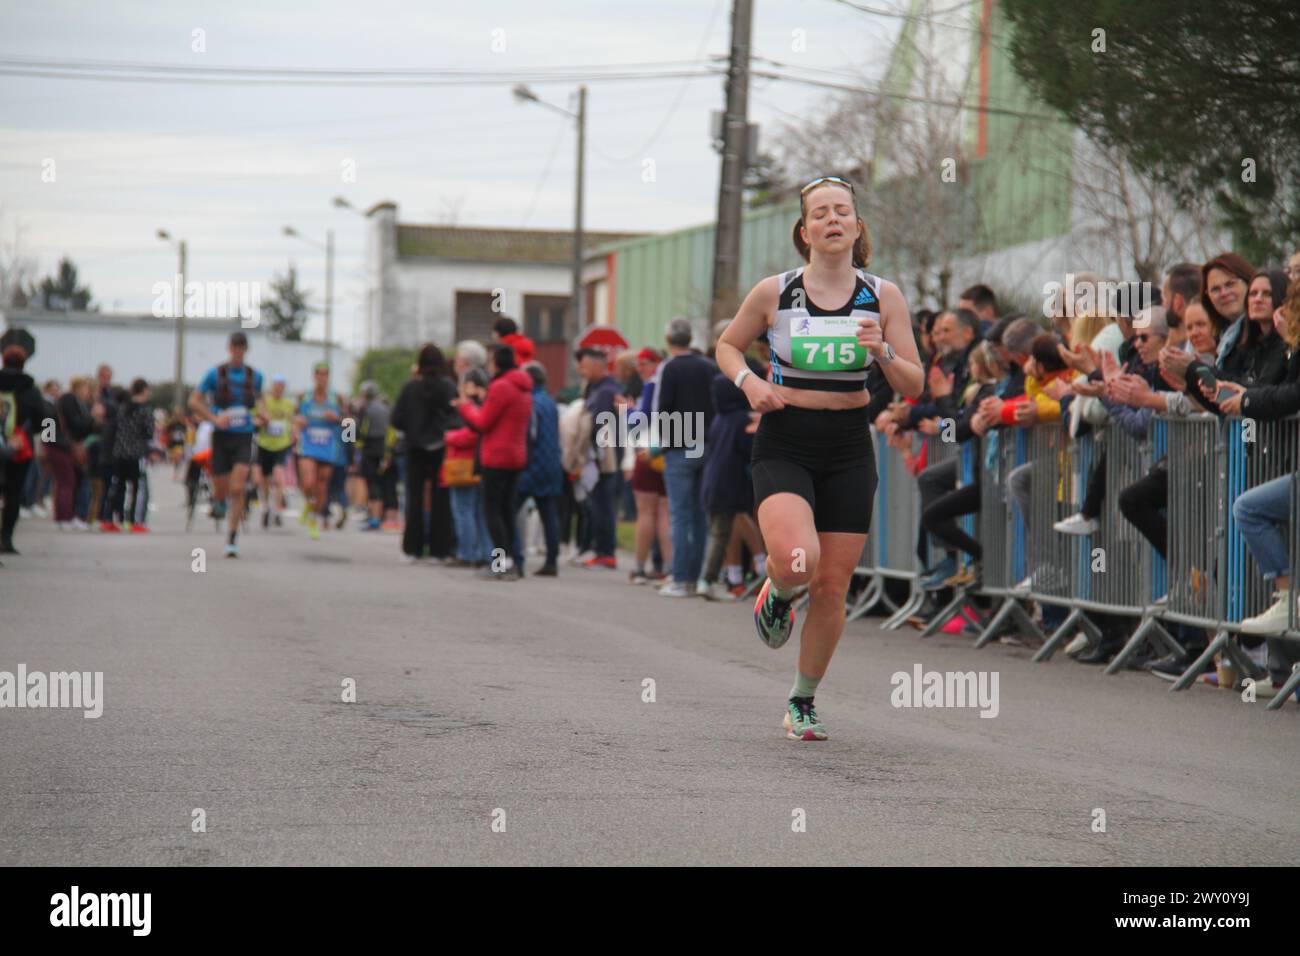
[770,382,872,410]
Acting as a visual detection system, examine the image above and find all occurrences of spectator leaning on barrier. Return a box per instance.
[653,316,718,598]
[908,308,982,586]
[917,340,1009,589]
[1229,278,1300,676]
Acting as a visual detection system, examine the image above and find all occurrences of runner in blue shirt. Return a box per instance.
[294,362,344,540]
[189,331,265,558]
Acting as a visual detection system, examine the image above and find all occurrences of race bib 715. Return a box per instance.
[789,316,871,371]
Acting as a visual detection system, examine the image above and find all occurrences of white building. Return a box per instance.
[361,202,642,387]
[0,309,350,395]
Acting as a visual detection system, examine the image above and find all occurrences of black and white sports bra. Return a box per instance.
[767,267,883,392]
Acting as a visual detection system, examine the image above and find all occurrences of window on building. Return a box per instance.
[523,294,569,342]
[454,291,497,343]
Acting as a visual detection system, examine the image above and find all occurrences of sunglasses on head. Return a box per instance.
[800,175,855,196]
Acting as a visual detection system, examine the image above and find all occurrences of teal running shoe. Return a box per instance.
[754,577,795,649]
[784,696,827,741]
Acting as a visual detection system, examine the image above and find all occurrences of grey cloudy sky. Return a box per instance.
[0,0,901,348]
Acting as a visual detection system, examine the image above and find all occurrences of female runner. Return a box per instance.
[715,175,924,740]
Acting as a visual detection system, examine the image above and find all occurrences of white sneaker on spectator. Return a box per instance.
[568,549,595,567]
[658,580,696,598]
[70,518,89,531]
[1239,590,1292,635]
[1064,632,1091,656]
[699,580,738,602]
[32,503,49,518]
[1053,513,1098,535]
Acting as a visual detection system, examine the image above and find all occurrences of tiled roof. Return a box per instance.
[396,225,646,264]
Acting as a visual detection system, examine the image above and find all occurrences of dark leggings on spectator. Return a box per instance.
[921,481,983,560]
[110,457,142,524]
[1081,453,1106,520]
[1118,464,1167,558]
[480,468,521,563]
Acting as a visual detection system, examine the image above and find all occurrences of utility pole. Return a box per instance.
[325,227,335,365]
[571,85,587,342]
[176,239,187,409]
[709,0,753,322]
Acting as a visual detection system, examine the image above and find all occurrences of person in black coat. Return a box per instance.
[391,343,458,561]
[0,344,45,555]
[697,371,757,598]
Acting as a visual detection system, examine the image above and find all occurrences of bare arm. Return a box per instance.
[874,280,925,399]
[188,388,220,426]
[716,276,787,413]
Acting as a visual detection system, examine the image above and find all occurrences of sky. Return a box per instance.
[0,0,906,349]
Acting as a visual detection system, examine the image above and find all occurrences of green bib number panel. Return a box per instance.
[789,316,870,372]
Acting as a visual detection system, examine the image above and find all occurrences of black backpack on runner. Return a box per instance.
[215,363,257,408]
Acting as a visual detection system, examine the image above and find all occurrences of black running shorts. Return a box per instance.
[256,445,287,474]
[211,431,253,476]
[750,404,878,535]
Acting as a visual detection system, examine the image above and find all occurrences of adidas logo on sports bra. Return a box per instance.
[769,267,882,393]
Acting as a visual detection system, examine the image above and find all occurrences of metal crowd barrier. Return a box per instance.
[1280,468,1300,709]
[1168,415,1300,698]
[847,411,1299,711]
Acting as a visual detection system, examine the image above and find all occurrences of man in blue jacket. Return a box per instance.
[513,362,565,576]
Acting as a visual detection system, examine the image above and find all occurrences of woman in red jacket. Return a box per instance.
[455,344,533,580]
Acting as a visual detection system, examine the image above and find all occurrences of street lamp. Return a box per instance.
[157,229,187,411]
[512,83,586,365]
[282,225,335,364]
[332,197,377,351]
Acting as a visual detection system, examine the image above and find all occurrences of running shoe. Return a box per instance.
[308,516,320,541]
[299,502,311,525]
[629,570,649,585]
[129,524,149,534]
[224,542,239,559]
[100,521,120,533]
[753,578,795,649]
[210,501,227,520]
[583,555,617,570]
[1053,512,1099,536]
[783,696,828,741]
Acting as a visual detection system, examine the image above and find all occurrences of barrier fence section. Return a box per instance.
[1169,414,1300,694]
[847,413,1300,709]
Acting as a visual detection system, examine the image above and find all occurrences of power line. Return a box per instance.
[0,55,722,87]
[751,66,1066,122]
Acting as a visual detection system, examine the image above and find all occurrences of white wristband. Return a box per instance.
[734,368,753,389]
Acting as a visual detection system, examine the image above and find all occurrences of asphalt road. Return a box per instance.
[1,468,1296,866]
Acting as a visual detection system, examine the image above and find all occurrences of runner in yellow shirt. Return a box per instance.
[254,373,296,528]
